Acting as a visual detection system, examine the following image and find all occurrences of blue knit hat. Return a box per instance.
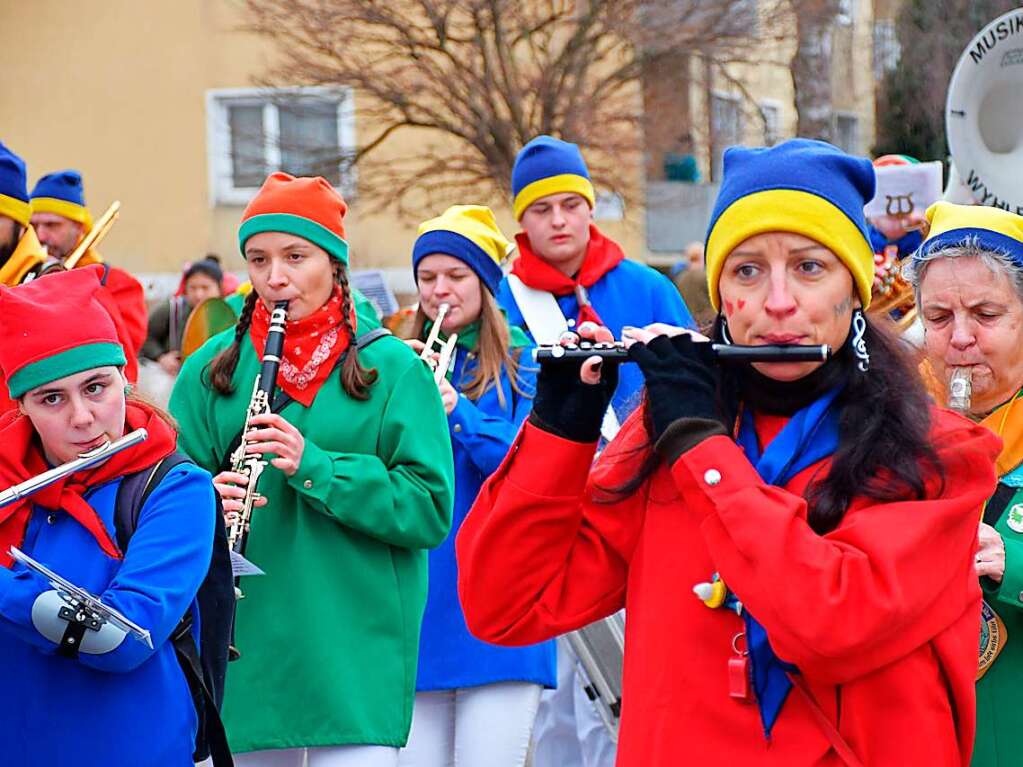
[413,205,510,294]
[30,170,93,230]
[704,138,876,311]
[511,135,596,220]
[0,141,31,227]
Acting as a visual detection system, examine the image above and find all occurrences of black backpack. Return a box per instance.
[114,451,235,767]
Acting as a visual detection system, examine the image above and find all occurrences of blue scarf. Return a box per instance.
[735,386,842,737]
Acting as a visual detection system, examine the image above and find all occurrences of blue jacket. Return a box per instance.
[416,343,556,691]
[0,462,215,766]
[497,258,694,422]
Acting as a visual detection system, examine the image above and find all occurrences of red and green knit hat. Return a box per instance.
[238,172,350,265]
[0,265,126,399]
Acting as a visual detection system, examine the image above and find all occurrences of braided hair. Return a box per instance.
[206,265,377,399]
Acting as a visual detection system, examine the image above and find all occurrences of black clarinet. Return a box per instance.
[534,341,831,364]
[226,301,288,575]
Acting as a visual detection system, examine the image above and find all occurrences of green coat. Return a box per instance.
[975,463,1023,766]
[169,327,453,752]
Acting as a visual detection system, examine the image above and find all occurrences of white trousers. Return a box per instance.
[530,637,617,767]
[231,745,399,767]
[398,681,542,767]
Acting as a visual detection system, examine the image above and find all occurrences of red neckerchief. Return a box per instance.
[511,225,625,327]
[248,286,354,407]
[0,401,177,568]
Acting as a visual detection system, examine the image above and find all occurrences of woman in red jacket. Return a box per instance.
[456,139,1001,766]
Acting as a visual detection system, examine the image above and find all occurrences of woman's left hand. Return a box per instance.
[977,522,1006,582]
[438,377,459,415]
[244,412,305,477]
[624,324,730,440]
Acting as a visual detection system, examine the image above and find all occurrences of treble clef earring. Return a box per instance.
[851,308,870,372]
[720,315,734,345]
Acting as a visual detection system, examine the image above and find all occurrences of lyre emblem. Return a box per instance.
[885,193,915,217]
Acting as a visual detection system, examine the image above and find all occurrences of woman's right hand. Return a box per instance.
[530,321,622,443]
[977,522,1006,582]
[212,469,267,526]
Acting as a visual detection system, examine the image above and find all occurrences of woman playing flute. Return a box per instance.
[456,140,1000,766]
[0,266,216,766]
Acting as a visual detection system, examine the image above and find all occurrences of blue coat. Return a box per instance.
[416,343,556,691]
[0,462,215,766]
[497,258,694,422]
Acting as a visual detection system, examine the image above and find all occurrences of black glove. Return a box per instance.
[628,334,735,457]
[530,353,621,443]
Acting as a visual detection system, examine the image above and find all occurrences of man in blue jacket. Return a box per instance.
[497,136,693,767]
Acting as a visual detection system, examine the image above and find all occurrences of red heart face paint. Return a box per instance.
[724,299,734,316]
[737,299,746,310]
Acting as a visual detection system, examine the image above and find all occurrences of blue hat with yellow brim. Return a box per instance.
[512,136,596,220]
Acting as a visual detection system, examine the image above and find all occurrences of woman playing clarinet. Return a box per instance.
[911,202,1023,767]
[457,140,1000,766]
[398,206,553,767]
[170,173,453,767]
[0,266,216,766]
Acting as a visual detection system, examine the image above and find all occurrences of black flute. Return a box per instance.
[534,341,831,364]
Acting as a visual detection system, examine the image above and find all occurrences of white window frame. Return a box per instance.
[832,111,860,154]
[758,99,782,147]
[710,91,743,181]
[836,0,855,26]
[206,86,356,207]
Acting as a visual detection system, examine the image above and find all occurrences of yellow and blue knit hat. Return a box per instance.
[917,201,1023,265]
[30,170,93,232]
[704,138,876,311]
[413,205,510,294]
[511,136,596,220]
[0,141,31,228]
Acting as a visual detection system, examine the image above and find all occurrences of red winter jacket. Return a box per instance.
[457,407,1000,766]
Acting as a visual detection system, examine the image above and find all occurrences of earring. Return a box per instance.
[720,315,734,345]
[850,308,870,372]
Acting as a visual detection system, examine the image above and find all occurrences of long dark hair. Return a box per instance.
[601,315,943,534]
[206,266,377,400]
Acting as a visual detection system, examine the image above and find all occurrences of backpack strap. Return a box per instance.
[114,451,194,551]
[172,617,234,767]
[216,327,392,473]
[984,481,1018,527]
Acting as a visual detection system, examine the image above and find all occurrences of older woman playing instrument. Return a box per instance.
[911,202,1023,767]
[0,266,216,766]
[170,173,453,767]
[456,139,1000,766]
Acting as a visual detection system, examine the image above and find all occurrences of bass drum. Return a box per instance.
[945,8,1023,213]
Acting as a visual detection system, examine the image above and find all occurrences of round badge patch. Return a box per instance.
[1008,504,1023,533]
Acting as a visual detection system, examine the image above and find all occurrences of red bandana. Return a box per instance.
[248,286,354,407]
[511,225,625,327]
[0,401,177,568]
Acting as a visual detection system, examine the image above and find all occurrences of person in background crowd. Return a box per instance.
[911,202,1023,767]
[142,256,226,376]
[399,205,551,767]
[0,141,47,286]
[0,267,215,766]
[170,172,453,767]
[496,134,695,767]
[458,139,999,766]
[30,170,148,380]
[672,241,714,329]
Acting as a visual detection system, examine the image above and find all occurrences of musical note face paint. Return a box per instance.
[718,231,856,381]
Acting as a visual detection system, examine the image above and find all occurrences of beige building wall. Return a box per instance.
[0,0,645,292]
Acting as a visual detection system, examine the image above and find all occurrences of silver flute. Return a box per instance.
[0,429,149,511]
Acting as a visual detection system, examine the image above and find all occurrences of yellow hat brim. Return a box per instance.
[29,196,93,231]
[513,174,595,220]
[705,189,874,312]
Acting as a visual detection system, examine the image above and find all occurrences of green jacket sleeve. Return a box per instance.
[285,360,454,550]
[168,354,223,472]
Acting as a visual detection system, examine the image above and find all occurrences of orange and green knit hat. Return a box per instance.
[238,172,349,265]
